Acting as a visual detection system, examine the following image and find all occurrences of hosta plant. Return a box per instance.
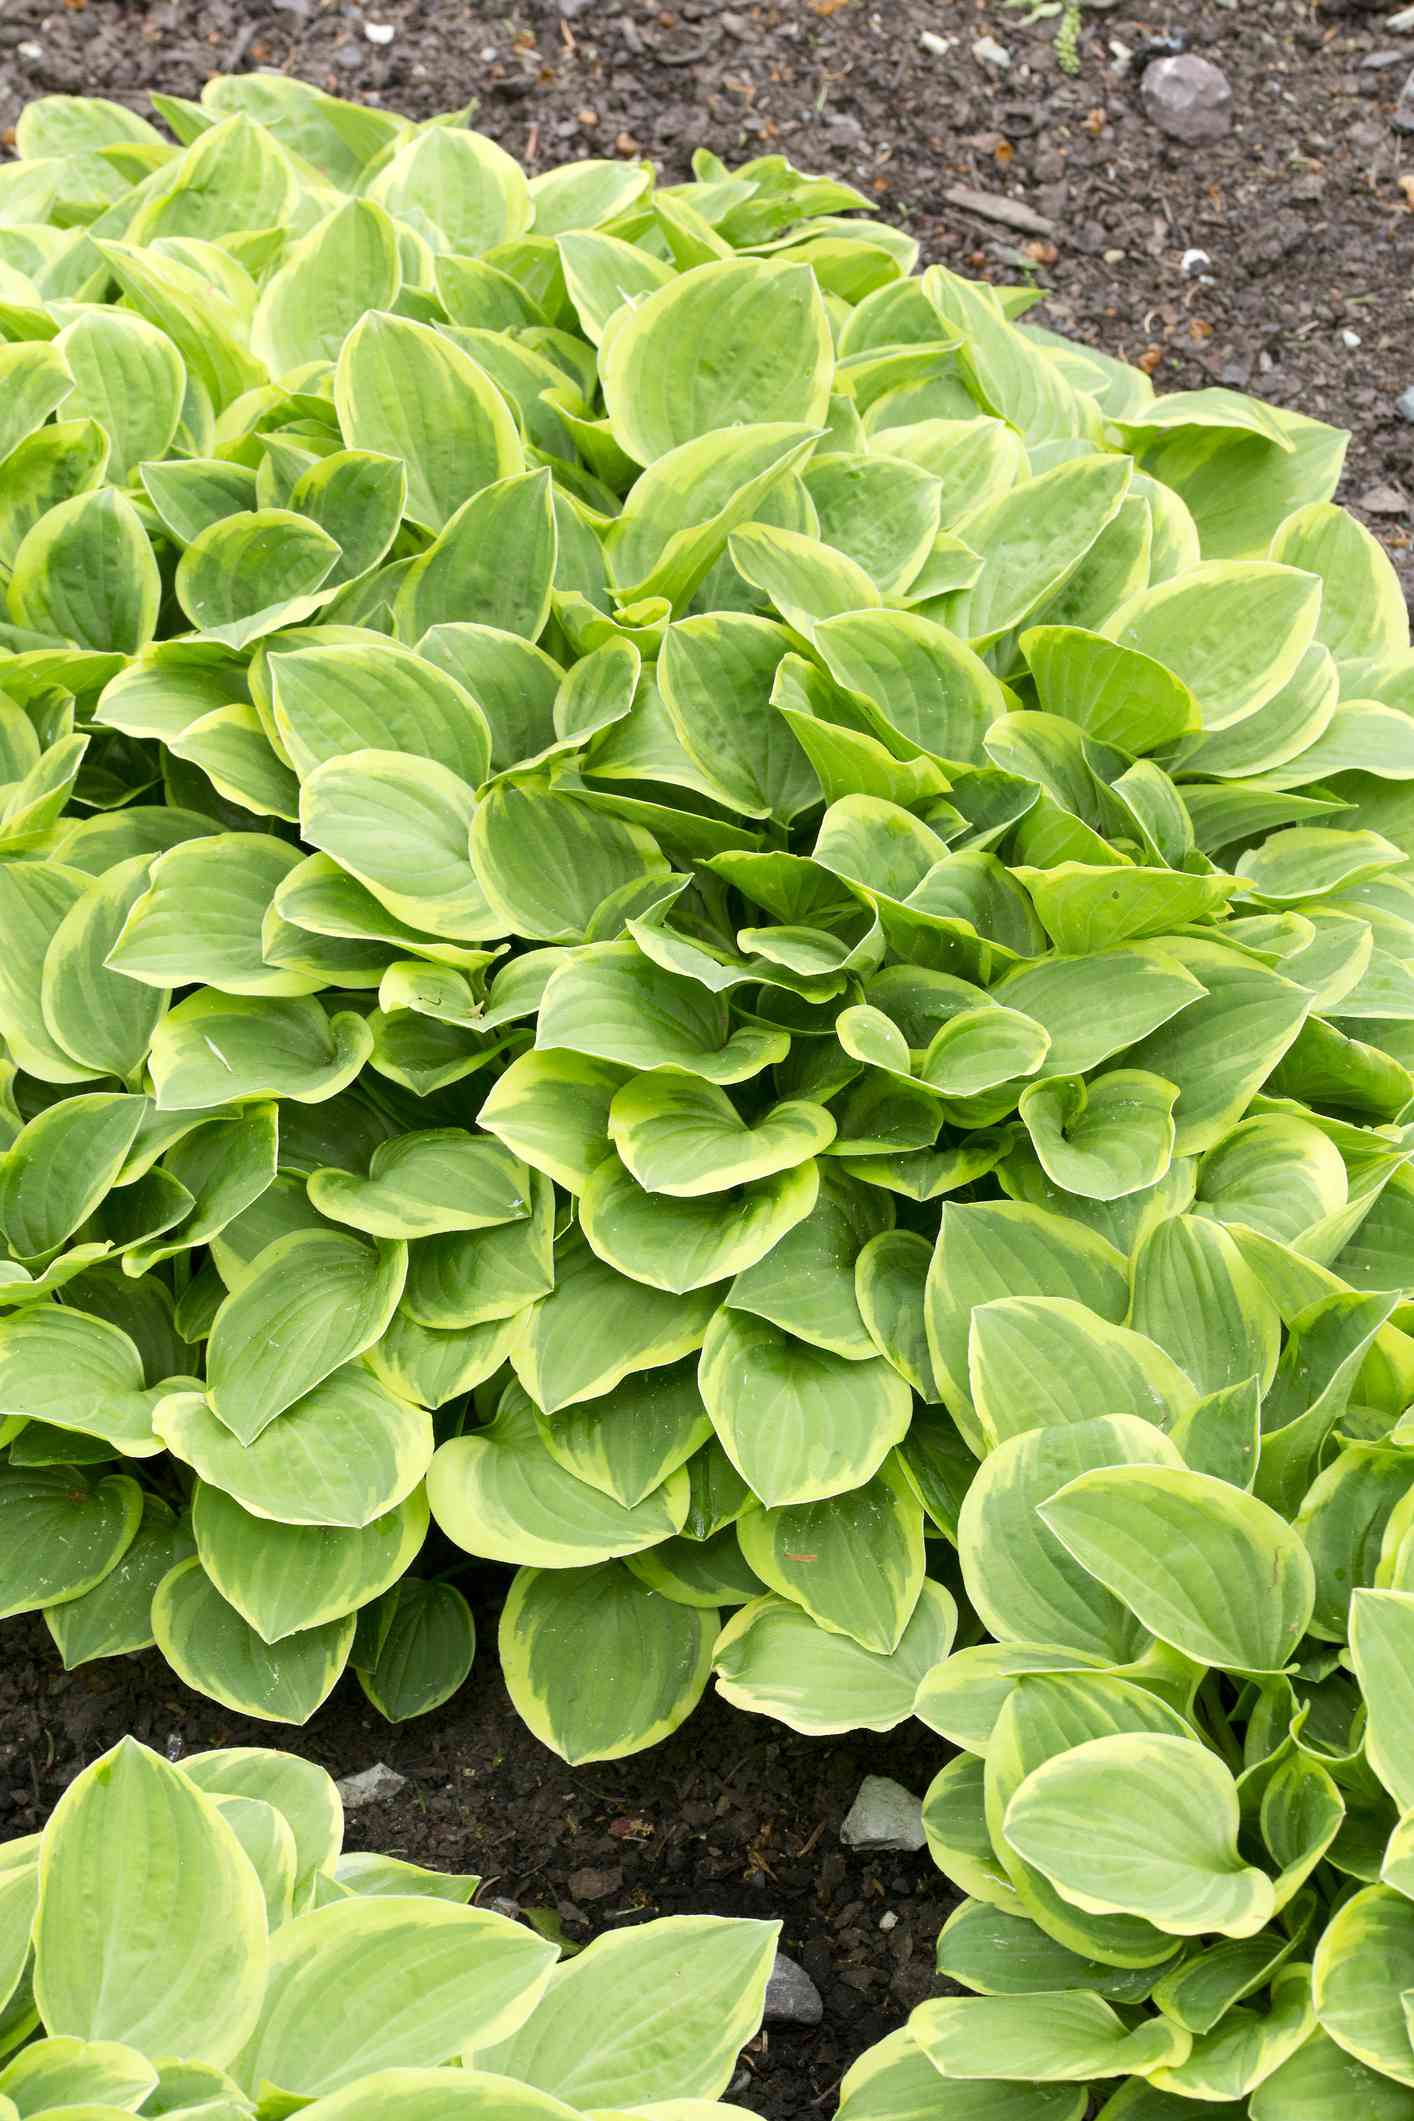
[0,1735,777,2116]
[0,82,1413,1773]
[832,1522,1414,2114]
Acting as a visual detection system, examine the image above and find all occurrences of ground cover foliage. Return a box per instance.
[3,72,1414,2116]
[0,1733,777,2115]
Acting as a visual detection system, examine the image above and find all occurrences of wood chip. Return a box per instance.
[942,184,1059,239]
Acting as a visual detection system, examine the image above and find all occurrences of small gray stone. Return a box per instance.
[1357,483,1409,517]
[1363,48,1407,65]
[764,1951,824,2027]
[1396,386,1414,422]
[1390,3,1414,26]
[841,1774,927,1853]
[973,34,1012,70]
[1395,68,1414,131]
[334,1762,408,1808]
[1141,53,1234,143]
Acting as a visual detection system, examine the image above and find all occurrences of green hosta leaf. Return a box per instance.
[465,1915,777,2107]
[1270,499,1409,665]
[300,748,498,942]
[536,943,787,1082]
[1103,561,1322,731]
[206,1230,407,1443]
[910,1990,1189,2082]
[193,1483,428,1644]
[393,468,557,643]
[152,1555,355,1724]
[0,1307,163,1455]
[0,1463,142,1620]
[174,511,340,649]
[1040,1465,1315,1673]
[9,488,160,654]
[1312,1884,1414,2087]
[237,1894,554,2099]
[700,1306,911,1508]
[969,1297,1196,1449]
[926,1200,1129,1450]
[609,1073,834,1197]
[714,1578,957,1735]
[600,256,832,466]
[735,1456,924,1651]
[471,783,669,943]
[427,1387,687,1567]
[355,1578,476,1723]
[44,1492,194,1670]
[1349,1590,1414,1814]
[0,1092,146,1261]
[334,310,523,533]
[307,1132,530,1240]
[57,307,185,484]
[959,1416,1183,1661]
[1004,1732,1277,1937]
[268,641,491,786]
[156,1368,431,1528]
[251,198,401,376]
[499,1561,717,1763]
[368,125,532,254]
[838,2027,1088,2120]
[33,1738,268,2066]
[0,2031,160,2113]
[1017,1072,1178,1201]
[580,1150,819,1294]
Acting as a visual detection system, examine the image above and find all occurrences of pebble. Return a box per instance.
[334,1762,408,1807]
[920,30,953,57]
[1181,246,1212,275]
[764,1950,825,2027]
[1395,69,1414,131]
[1342,328,1364,349]
[879,1910,899,1932]
[364,21,395,41]
[1141,53,1235,143]
[973,35,1012,71]
[1396,386,1414,421]
[841,1774,928,1853]
[1391,3,1414,26]
[1358,483,1409,515]
[1364,48,1407,65]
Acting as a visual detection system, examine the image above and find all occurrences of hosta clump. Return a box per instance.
[0,1737,776,2115]
[834,1515,1414,2114]
[1,82,1413,1775]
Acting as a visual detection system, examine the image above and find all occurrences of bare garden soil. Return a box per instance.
[2,0,1414,2108]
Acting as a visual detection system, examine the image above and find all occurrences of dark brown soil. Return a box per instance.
[0,1606,954,2115]
[3,1,1413,2109]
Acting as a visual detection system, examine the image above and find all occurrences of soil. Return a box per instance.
[2,0,1414,2109]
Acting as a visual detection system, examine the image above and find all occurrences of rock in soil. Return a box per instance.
[841,1776,928,1854]
[1394,68,1414,129]
[1142,53,1235,142]
[765,1951,825,2027]
[335,1762,408,1807]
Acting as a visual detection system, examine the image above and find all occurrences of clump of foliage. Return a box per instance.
[1,75,1413,1874]
[0,1734,777,2113]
